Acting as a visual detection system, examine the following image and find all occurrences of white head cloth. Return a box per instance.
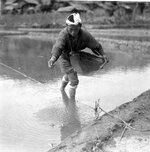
[66,13,82,25]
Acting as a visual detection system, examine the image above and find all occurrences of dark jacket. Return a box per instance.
[51,27,104,73]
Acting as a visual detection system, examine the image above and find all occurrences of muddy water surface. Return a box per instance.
[0,35,150,152]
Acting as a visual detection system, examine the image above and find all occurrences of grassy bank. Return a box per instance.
[1,12,150,29]
[0,13,64,28]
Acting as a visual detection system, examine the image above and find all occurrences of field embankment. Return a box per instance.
[48,89,150,152]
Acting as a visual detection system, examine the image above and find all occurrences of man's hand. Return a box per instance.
[48,56,56,68]
[99,55,108,69]
[102,54,108,63]
[48,60,54,68]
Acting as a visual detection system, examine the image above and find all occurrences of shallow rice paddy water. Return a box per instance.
[0,33,150,152]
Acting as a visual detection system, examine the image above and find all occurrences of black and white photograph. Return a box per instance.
[0,0,150,152]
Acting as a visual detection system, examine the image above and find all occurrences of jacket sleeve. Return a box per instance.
[86,32,105,56]
[51,30,66,61]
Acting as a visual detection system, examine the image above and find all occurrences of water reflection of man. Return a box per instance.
[60,91,81,140]
[48,13,107,100]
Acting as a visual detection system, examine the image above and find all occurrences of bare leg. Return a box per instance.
[67,70,79,101]
[68,87,76,101]
[60,74,69,91]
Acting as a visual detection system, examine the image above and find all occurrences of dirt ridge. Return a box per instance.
[48,89,150,152]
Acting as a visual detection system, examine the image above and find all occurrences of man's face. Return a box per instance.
[67,24,81,37]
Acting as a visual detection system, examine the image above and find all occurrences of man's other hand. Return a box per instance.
[102,55,109,63]
[48,56,56,68]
